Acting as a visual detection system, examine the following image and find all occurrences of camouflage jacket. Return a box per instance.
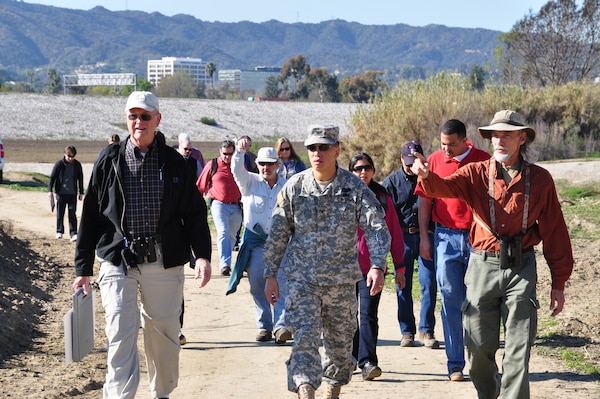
[264,167,390,285]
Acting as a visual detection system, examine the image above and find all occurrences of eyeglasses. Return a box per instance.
[306,144,333,152]
[221,151,234,156]
[127,113,153,121]
[279,147,291,151]
[352,165,374,172]
[257,161,277,166]
[182,147,193,152]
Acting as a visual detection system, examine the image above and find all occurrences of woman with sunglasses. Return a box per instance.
[275,137,306,179]
[349,152,406,382]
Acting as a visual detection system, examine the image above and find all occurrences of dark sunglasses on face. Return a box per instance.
[258,161,277,166]
[352,165,374,172]
[127,113,153,121]
[279,147,291,151]
[306,144,332,152]
[221,151,234,156]
[182,147,193,152]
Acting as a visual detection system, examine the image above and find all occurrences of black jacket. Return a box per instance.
[48,157,84,195]
[75,133,211,276]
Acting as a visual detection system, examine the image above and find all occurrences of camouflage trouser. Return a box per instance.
[285,281,357,392]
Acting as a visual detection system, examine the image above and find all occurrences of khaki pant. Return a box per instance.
[463,250,538,399]
[98,248,184,399]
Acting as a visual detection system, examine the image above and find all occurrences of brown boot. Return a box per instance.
[322,384,341,399]
[297,383,316,399]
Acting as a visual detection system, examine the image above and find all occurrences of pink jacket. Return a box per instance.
[357,193,405,275]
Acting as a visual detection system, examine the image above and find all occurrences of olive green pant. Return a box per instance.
[463,250,538,399]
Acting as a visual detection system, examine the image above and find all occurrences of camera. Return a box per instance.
[121,247,138,270]
[498,235,522,268]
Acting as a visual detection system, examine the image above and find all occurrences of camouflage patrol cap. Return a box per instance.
[304,124,339,146]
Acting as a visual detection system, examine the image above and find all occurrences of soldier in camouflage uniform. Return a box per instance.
[264,125,391,399]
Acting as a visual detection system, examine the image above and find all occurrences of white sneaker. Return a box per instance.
[70,234,77,242]
[56,233,63,239]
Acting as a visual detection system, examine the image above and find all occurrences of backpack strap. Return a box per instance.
[210,158,218,178]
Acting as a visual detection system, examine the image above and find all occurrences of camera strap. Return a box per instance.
[487,158,530,236]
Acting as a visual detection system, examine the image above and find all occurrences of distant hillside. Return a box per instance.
[0,0,502,82]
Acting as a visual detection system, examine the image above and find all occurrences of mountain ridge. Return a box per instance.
[0,0,502,82]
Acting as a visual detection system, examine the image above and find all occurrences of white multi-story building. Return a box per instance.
[147,57,211,87]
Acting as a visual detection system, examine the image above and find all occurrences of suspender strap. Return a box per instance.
[488,159,497,236]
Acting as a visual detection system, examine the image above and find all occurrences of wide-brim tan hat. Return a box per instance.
[478,110,535,142]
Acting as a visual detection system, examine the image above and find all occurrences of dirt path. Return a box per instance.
[1,162,599,398]
[164,265,596,399]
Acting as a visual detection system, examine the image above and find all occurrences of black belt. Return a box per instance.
[127,234,161,244]
[216,200,240,205]
[403,227,419,234]
[471,247,534,259]
[435,222,469,233]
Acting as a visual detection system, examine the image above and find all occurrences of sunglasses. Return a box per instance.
[306,144,333,152]
[182,147,193,152]
[352,165,374,172]
[127,113,153,121]
[221,151,234,156]
[279,147,291,151]
[258,161,277,166]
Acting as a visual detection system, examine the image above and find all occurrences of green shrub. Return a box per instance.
[343,75,600,179]
[199,117,217,126]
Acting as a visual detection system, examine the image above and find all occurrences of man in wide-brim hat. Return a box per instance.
[409,109,573,398]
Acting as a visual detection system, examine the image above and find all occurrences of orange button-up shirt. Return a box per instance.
[417,159,573,290]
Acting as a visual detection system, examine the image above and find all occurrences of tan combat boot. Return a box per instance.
[297,383,316,399]
[322,384,341,399]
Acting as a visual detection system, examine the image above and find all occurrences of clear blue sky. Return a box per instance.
[26,0,560,32]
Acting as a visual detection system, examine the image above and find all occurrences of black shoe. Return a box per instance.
[220,266,231,276]
[362,362,382,381]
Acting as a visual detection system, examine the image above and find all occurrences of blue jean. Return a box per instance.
[395,232,437,335]
[247,244,286,332]
[352,274,382,368]
[435,226,471,374]
[210,200,242,269]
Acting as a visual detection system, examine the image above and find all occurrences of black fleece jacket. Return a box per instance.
[74,133,211,276]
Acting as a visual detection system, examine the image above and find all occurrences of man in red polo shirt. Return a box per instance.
[197,140,242,276]
[416,119,489,382]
